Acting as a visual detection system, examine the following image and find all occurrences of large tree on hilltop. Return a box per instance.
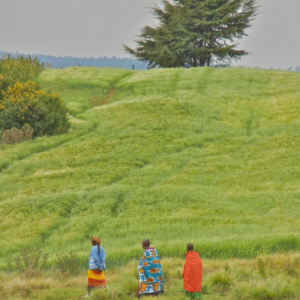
[124,0,257,68]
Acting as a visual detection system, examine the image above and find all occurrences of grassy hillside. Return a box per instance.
[1,67,300,269]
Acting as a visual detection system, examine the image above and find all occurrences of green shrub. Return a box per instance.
[234,268,253,282]
[13,248,48,277]
[0,55,69,138]
[208,270,233,293]
[0,80,69,136]
[56,251,81,275]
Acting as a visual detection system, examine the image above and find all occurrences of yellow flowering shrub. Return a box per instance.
[0,80,69,136]
[0,54,69,138]
[0,80,43,113]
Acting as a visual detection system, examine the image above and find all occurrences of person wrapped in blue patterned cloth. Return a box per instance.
[137,239,164,298]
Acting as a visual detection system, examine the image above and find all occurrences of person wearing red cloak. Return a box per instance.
[182,243,203,300]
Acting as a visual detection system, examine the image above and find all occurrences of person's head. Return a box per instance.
[91,236,101,247]
[187,243,194,252]
[142,239,150,249]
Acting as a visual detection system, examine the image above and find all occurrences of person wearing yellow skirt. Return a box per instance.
[84,236,106,297]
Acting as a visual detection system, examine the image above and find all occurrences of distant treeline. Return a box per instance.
[0,51,299,72]
[0,51,147,70]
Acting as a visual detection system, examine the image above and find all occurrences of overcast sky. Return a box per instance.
[0,0,299,69]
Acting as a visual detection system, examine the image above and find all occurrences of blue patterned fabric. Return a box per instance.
[138,248,164,295]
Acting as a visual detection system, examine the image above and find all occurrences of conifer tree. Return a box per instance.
[124,0,257,68]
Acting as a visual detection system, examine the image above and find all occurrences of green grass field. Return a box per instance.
[1,66,300,273]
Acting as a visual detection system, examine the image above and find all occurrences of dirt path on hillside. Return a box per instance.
[92,88,115,107]
[102,88,115,105]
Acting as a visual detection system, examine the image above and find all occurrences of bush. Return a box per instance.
[0,54,44,92]
[56,251,81,275]
[1,125,35,144]
[208,270,233,293]
[0,54,69,138]
[13,248,48,277]
[0,80,69,136]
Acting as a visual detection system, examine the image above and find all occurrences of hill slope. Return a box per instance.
[1,67,300,268]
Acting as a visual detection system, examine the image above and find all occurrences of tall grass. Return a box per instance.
[1,254,300,300]
[0,67,300,269]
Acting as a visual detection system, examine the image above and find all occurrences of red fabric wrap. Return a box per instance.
[182,251,202,292]
[88,278,105,287]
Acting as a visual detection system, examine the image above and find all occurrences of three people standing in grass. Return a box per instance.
[182,243,203,300]
[84,236,106,297]
[84,238,202,299]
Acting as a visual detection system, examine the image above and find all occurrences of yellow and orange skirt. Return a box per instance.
[87,269,106,290]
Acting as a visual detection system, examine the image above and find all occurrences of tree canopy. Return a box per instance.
[124,0,258,68]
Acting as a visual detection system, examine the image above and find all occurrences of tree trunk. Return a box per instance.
[207,55,211,67]
[200,56,205,67]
